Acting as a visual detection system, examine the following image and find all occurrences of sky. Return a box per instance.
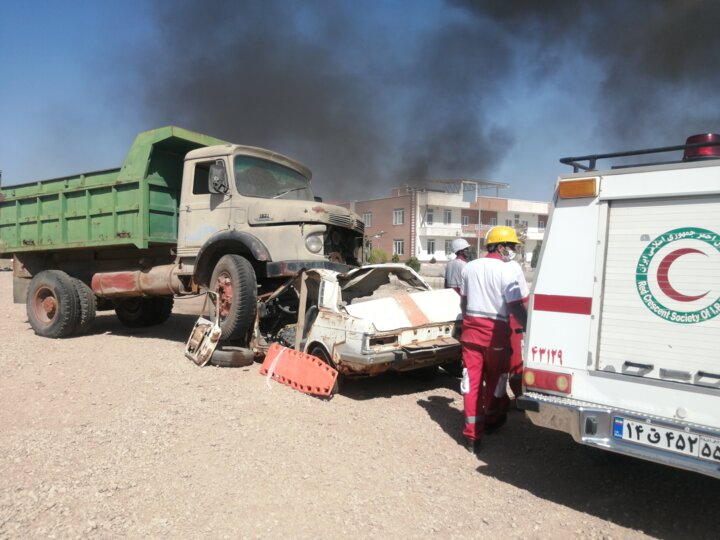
[1,0,719,204]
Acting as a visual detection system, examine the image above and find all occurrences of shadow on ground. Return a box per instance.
[417,394,720,539]
[68,312,201,344]
[340,369,460,401]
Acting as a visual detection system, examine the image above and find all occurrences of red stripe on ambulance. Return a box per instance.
[533,294,592,315]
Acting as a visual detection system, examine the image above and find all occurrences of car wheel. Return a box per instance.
[308,345,343,394]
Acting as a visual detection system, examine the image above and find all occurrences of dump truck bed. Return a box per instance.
[0,127,227,256]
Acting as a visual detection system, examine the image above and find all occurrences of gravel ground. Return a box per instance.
[0,271,718,539]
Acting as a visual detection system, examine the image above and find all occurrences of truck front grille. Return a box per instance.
[328,212,364,234]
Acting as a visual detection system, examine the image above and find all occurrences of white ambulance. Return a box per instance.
[519,134,720,479]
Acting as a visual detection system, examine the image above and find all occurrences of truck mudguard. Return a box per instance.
[194,230,271,286]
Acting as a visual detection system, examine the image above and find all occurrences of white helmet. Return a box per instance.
[451,238,470,253]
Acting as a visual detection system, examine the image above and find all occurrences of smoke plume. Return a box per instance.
[125,0,720,199]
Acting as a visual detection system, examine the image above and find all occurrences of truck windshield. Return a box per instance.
[234,155,313,200]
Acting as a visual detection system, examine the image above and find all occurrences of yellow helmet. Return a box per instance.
[485,226,521,245]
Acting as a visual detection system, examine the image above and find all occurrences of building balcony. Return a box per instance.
[418,225,462,237]
[461,224,546,240]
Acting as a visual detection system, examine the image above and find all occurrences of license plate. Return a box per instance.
[613,416,720,463]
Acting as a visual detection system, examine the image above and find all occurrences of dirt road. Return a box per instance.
[0,272,717,539]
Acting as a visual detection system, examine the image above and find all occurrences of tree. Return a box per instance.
[531,241,542,268]
[368,249,388,264]
[515,223,528,263]
[406,256,421,272]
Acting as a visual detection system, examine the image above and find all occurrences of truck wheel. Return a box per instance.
[148,296,174,325]
[115,297,173,327]
[115,298,151,327]
[210,255,257,342]
[309,345,343,394]
[26,270,80,338]
[71,278,97,335]
[209,346,256,368]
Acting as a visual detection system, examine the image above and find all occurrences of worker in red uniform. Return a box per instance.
[444,238,471,294]
[508,311,526,401]
[459,226,529,453]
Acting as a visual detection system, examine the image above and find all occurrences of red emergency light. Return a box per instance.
[683,133,720,161]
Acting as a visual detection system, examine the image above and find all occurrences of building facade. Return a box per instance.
[346,181,549,264]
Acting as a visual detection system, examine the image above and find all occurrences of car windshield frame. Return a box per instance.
[233,155,314,200]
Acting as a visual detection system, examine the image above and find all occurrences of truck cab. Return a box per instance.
[176,143,363,292]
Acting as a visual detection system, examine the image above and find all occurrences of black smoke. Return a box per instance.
[451,0,720,150]
[125,0,720,199]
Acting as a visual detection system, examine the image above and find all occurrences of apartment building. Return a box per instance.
[345,180,549,264]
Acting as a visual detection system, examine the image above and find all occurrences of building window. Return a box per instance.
[445,240,453,254]
[427,239,435,254]
[521,220,529,227]
[514,214,520,226]
[462,215,469,226]
[444,209,452,225]
[363,212,372,227]
[393,208,404,225]
[426,208,434,226]
[538,220,545,230]
[489,217,497,226]
[505,219,513,226]
[393,239,405,256]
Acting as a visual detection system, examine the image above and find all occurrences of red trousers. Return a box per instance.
[461,342,511,441]
[509,316,524,398]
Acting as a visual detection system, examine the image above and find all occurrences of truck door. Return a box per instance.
[597,187,720,389]
[177,159,232,255]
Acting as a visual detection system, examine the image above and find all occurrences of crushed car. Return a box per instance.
[252,264,463,377]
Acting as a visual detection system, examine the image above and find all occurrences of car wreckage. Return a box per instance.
[201,264,463,377]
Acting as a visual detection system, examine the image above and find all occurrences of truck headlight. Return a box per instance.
[305,234,324,254]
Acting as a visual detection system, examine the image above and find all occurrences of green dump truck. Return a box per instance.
[0,126,364,340]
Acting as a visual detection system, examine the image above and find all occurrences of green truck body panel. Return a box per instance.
[0,127,227,256]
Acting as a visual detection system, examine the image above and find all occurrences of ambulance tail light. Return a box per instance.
[683,133,720,161]
[558,177,598,199]
[524,368,572,395]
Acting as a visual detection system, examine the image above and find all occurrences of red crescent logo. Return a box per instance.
[657,248,709,302]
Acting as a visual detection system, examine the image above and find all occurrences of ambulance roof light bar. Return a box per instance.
[560,133,720,173]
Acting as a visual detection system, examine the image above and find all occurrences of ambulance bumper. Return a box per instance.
[518,391,720,480]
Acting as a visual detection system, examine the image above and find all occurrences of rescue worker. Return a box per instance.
[459,226,529,453]
[444,238,471,293]
[508,312,526,401]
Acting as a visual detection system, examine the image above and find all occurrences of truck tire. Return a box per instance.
[114,297,174,327]
[209,346,256,368]
[148,296,174,325]
[71,278,97,335]
[26,270,80,338]
[210,255,257,342]
[114,298,150,327]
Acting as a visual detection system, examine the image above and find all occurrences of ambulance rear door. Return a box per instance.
[595,163,720,390]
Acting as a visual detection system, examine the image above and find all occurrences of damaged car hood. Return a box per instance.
[344,288,462,332]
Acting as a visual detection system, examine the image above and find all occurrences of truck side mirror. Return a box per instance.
[208,160,229,194]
